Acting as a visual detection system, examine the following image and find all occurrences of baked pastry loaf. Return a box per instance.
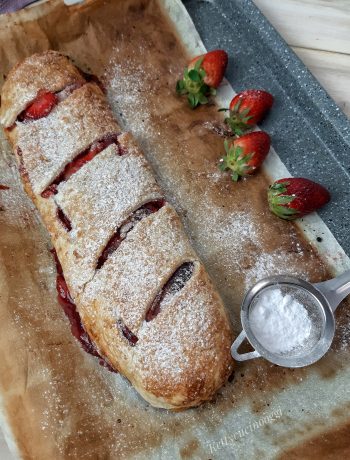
[1,51,234,409]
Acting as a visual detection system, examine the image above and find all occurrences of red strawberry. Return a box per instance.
[189,50,228,88]
[221,89,274,135]
[176,50,228,108]
[219,131,271,181]
[22,90,58,121]
[268,178,331,220]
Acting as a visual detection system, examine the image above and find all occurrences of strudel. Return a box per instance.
[1,51,234,409]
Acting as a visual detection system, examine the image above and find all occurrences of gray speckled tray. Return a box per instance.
[184,0,350,256]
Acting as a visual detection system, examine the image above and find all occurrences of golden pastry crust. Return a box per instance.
[1,52,234,410]
[9,82,120,195]
[133,263,234,409]
[0,50,85,128]
[54,142,163,297]
[79,205,196,332]
[80,236,233,409]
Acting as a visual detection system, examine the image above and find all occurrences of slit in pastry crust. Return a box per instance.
[0,51,86,127]
[117,319,139,346]
[41,133,121,198]
[145,261,195,322]
[15,82,86,125]
[56,206,72,232]
[96,199,165,270]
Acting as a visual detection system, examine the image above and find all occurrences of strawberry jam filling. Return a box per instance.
[57,206,72,232]
[51,249,115,372]
[17,90,58,122]
[80,71,105,93]
[117,320,138,346]
[146,262,194,322]
[96,200,165,269]
[41,133,121,198]
[16,148,30,182]
[5,124,15,132]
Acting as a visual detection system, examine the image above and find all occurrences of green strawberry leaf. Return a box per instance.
[275,195,294,205]
[188,69,201,82]
[240,108,251,117]
[233,99,242,112]
[198,94,208,105]
[177,56,219,108]
[176,80,184,89]
[270,182,289,194]
[194,57,204,72]
[176,79,188,95]
[224,139,230,155]
[218,161,227,172]
[188,93,198,109]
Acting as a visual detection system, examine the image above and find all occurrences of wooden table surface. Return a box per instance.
[253,0,350,118]
[0,1,349,458]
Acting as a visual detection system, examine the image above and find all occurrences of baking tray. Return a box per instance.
[184,0,350,257]
[0,0,350,459]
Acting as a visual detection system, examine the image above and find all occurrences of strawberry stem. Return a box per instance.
[218,140,255,181]
[223,100,254,135]
[268,182,298,220]
[176,58,214,109]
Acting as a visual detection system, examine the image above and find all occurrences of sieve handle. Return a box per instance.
[314,269,350,312]
[231,330,261,361]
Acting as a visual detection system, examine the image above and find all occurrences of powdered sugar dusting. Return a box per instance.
[0,51,85,127]
[54,142,163,296]
[250,288,313,354]
[136,269,230,384]
[244,251,311,290]
[15,83,120,195]
[0,2,349,458]
[80,205,196,332]
[105,49,326,320]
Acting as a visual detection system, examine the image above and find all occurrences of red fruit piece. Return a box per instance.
[189,50,228,88]
[222,89,274,135]
[219,131,271,181]
[20,90,58,121]
[268,178,331,220]
[176,50,228,108]
[41,134,120,198]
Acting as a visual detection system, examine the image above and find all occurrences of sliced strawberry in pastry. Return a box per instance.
[20,90,58,121]
[52,249,115,371]
[41,134,121,198]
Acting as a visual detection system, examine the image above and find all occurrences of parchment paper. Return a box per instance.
[1,1,350,459]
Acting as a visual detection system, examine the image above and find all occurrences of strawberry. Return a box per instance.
[268,178,331,220]
[221,89,274,135]
[176,50,228,108]
[22,90,58,121]
[219,131,271,181]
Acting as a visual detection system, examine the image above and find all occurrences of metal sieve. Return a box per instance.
[231,270,350,367]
